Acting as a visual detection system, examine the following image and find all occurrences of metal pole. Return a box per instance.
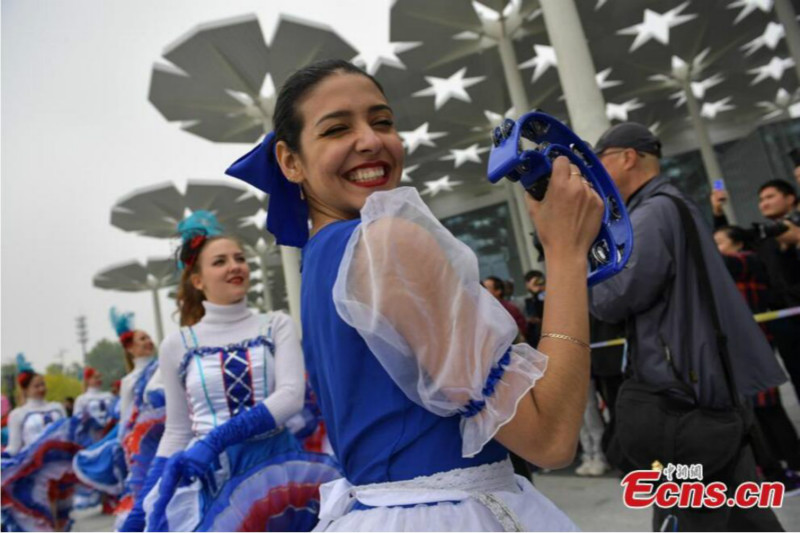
[280,246,302,331]
[496,29,544,273]
[151,287,165,343]
[681,77,737,223]
[774,0,800,83]
[538,0,610,145]
[258,250,274,312]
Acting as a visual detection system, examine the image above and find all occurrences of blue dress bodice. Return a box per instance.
[301,220,508,486]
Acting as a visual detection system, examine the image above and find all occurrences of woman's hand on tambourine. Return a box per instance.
[525,156,604,263]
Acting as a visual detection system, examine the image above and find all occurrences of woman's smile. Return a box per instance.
[343,161,391,187]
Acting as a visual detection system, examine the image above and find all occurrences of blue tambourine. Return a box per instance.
[487,111,633,286]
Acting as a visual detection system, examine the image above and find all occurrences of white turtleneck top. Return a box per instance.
[74,387,116,427]
[155,300,305,458]
[6,398,67,455]
[119,355,155,429]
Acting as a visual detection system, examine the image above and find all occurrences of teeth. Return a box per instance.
[347,166,385,182]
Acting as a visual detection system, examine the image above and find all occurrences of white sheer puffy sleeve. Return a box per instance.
[333,187,548,458]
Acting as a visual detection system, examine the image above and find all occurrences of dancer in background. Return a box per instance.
[228,59,603,531]
[133,211,338,532]
[72,367,117,511]
[112,310,157,433]
[2,354,81,531]
[5,355,68,456]
[103,310,164,531]
[74,368,115,446]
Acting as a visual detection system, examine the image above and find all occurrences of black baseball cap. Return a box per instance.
[594,122,662,159]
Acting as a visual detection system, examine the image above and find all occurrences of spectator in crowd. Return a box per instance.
[712,180,800,402]
[504,278,528,317]
[575,380,609,477]
[482,275,526,340]
[713,225,800,489]
[789,148,800,188]
[591,122,786,531]
[63,396,75,417]
[523,270,546,347]
[588,317,626,462]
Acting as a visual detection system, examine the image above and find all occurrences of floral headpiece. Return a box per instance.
[176,210,224,271]
[110,307,135,347]
[15,353,36,388]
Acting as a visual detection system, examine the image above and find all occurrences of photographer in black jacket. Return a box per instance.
[712,179,800,402]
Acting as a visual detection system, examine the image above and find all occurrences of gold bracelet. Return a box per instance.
[540,332,591,350]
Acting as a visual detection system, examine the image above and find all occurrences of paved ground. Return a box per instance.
[73,381,799,531]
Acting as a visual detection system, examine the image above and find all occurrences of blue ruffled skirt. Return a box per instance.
[144,429,340,532]
[1,418,81,532]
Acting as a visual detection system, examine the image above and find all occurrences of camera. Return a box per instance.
[751,211,800,240]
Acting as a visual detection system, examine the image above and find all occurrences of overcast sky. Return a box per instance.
[1,0,392,369]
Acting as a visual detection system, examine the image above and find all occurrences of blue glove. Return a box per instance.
[174,403,277,481]
[119,456,167,532]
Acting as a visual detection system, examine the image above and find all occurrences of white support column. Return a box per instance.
[258,251,274,312]
[538,0,610,145]
[775,0,800,83]
[496,29,544,273]
[682,78,737,224]
[280,245,302,331]
[151,287,164,344]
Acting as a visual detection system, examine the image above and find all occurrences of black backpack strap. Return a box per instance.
[655,193,741,408]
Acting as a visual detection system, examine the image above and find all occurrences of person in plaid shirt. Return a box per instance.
[714,225,800,492]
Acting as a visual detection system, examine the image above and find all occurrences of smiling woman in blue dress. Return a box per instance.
[227,59,604,531]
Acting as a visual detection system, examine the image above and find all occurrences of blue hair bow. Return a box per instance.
[225,132,309,248]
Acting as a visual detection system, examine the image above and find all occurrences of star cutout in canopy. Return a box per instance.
[617,2,698,52]
[452,30,496,53]
[741,22,784,56]
[668,73,725,107]
[401,164,419,183]
[412,67,486,109]
[352,41,422,75]
[441,144,491,168]
[757,88,800,119]
[749,56,795,85]
[701,97,735,119]
[519,44,558,83]
[482,107,517,127]
[728,0,774,24]
[606,99,644,122]
[399,122,448,155]
[595,68,623,91]
[422,175,463,196]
